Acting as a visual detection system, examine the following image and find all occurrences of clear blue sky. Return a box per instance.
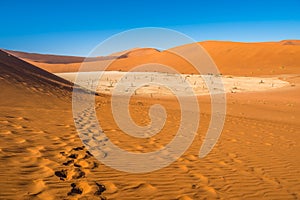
[0,0,299,56]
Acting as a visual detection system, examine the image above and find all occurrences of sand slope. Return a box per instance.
[0,50,105,199]
[0,49,75,96]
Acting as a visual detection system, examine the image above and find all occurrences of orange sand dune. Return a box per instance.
[8,40,300,76]
[0,46,299,199]
[199,40,300,75]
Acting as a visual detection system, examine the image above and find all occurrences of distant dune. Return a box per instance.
[109,48,160,57]
[6,40,300,75]
[6,49,120,64]
[279,40,300,45]
[199,40,300,75]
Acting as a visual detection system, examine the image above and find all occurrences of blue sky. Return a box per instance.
[0,0,299,56]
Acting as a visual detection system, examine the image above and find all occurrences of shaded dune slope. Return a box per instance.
[0,50,97,107]
[0,50,74,90]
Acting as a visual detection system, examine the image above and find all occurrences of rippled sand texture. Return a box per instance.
[1,41,300,199]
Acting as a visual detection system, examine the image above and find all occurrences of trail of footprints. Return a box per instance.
[54,145,106,199]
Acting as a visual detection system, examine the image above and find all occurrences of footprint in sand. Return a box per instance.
[94,182,107,196]
[55,145,107,198]
[67,183,83,196]
[54,169,68,180]
[71,168,86,179]
[101,182,118,194]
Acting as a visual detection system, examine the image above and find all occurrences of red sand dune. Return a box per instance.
[7,40,300,76]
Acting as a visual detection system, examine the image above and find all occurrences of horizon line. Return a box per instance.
[3,39,300,57]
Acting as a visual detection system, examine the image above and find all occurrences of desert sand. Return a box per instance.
[1,40,300,199]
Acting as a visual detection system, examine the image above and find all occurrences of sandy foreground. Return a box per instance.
[0,47,300,200]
